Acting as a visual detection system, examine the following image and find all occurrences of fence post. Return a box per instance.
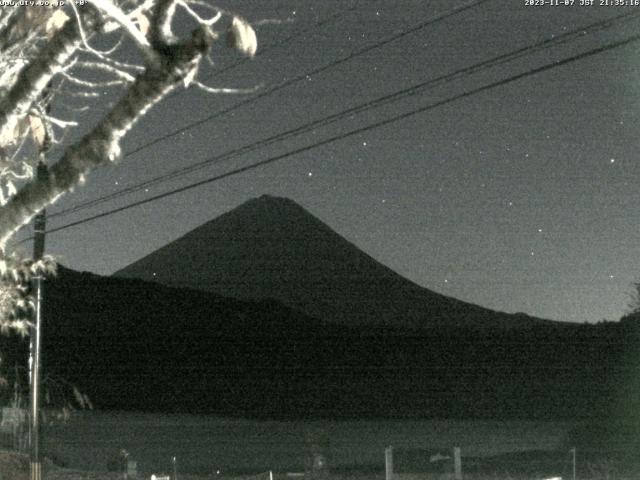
[385,446,393,480]
[453,447,462,480]
[172,456,178,480]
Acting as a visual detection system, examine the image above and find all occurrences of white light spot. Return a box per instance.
[362,141,367,146]
[537,228,543,233]
[610,158,615,164]
[609,274,615,279]
[308,172,313,177]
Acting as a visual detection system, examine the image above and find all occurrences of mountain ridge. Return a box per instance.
[115,194,556,329]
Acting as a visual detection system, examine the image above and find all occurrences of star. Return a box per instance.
[610,158,615,164]
[307,172,313,177]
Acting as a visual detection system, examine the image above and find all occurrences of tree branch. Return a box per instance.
[0,7,50,54]
[0,7,101,149]
[0,26,215,247]
[87,0,153,58]
[150,0,177,47]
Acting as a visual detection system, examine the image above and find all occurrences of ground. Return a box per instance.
[3,449,640,480]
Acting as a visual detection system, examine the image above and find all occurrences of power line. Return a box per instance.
[50,0,493,219]
[49,9,640,220]
[122,0,492,159]
[35,30,640,239]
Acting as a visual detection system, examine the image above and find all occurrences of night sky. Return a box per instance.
[13,0,640,324]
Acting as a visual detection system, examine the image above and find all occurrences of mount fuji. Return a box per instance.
[115,195,553,329]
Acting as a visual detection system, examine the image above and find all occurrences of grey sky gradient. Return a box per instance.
[17,0,640,323]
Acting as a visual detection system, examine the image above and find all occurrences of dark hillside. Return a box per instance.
[0,267,627,420]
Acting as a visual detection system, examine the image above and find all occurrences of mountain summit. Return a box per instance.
[115,195,550,329]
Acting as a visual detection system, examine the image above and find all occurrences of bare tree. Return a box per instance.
[626,281,640,317]
[0,1,257,333]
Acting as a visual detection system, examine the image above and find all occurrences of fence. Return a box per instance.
[385,446,462,480]
[0,406,28,452]
[384,446,577,480]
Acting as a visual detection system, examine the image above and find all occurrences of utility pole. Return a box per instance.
[29,155,49,480]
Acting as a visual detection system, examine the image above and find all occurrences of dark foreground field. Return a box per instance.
[2,412,638,479]
[33,412,575,474]
[3,450,640,480]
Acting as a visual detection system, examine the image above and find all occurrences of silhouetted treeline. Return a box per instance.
[1,267,639,423]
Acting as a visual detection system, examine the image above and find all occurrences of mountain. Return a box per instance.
[115,195,553,329]
[13,196,628,420]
